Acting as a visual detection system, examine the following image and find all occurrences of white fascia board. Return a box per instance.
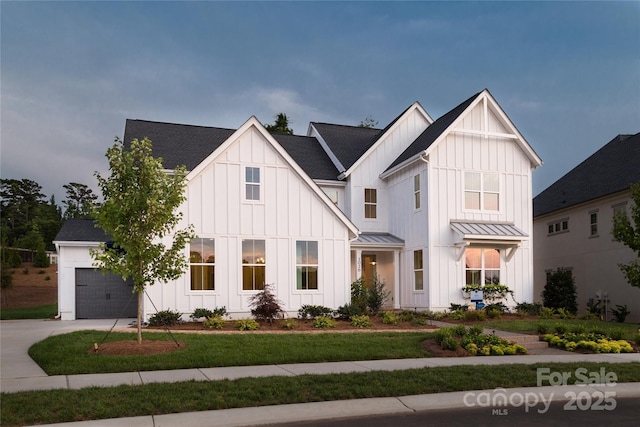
[53,240,102,248]
[307,123,346,174]
[315,179,347,187]
[341,102,433,179]
[379,154,424,180]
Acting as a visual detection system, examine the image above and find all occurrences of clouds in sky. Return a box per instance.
[1,1,638,202]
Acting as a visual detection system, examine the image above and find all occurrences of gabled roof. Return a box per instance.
[384,92,482,173]
[123,119,340,181]
[533,133,640,218]
[309,122,382,173]
[54,219,108,243]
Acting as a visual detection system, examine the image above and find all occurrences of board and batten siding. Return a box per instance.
[347,108,430,233]
[144,126,352,319]
[426,102,535,310]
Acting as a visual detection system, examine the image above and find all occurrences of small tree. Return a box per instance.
[248,284,283,324]
[264,113,293,135]
[91,137,195,344]
[542,268,578,314]
[612,182,640,289]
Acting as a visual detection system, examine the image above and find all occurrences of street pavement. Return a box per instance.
[1,319,639,427]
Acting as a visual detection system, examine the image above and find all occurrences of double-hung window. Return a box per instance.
[296,241,318,290]
[414,250,423,291]
[242,239,265,291]
[589,211,598,237]
[245,167,261,201]
[364,188,377,218]
[465,248,500,286]
[464,172,499,211]
[190,238,215,291]
[414,175,421,210]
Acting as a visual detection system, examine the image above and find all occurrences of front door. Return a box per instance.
[362,254,377,286]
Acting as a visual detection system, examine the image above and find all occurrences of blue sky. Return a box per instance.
[2,1,639,203]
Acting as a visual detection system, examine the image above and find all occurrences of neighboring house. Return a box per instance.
[533,133,640,322]
[55,89,542,320]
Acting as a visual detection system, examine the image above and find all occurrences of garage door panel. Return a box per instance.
[75,269,137,319]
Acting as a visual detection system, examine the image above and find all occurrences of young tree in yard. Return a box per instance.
[92,137,195,344]
[612,182,640,289]
[542,268,578,314]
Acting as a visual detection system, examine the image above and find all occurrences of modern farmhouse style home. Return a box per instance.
[55,89,542,320]
[533,133,640,322]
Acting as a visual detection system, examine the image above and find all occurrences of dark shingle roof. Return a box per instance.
[124,119,340,181]
[123,119,235,171]
[385,91,482,172]
[54,219,109,242]
[310,123,382,172]
[273,134,341,180]
[533,133,640,217]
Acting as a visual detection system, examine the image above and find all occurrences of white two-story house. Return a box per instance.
[55,89,542,320]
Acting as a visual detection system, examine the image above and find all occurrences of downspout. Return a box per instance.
[420,152,430,308]
[54,242,62,319]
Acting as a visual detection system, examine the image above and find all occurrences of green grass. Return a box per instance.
[29,330,432,375]
[2,362,639,427]
[481,318,640,340]
[0,303,57,320]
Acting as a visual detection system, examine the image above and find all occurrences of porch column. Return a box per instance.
[356,249,362,279]
[394,250,400,309]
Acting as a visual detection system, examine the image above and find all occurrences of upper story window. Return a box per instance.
[464,172,499,211]
[324,189,339,206]
[245,167,261,201]
[613,202,627,219]
[242,239,265,291]
[190,237,215,291]
[589,211,598,237]
[296,241,318,290]
[547,219,569,235]
[364,188,377,219]
[414,175,421,210]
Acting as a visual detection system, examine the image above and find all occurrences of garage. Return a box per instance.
[75,268,137,319]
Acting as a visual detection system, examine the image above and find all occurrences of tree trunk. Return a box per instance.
[137,291,143,344]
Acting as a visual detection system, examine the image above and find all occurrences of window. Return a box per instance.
[414,250,423,291]
[613,202,627,219]
[245,167,260,201]
[414,175,421,210]
[242,239,265,290]
[547,219,569,235]
[590,211,598,237]
[324,189,339,206]
[364,188,377,218]
[296,241,318,290]
[190,238,215,291]
[465,248,500,285]
[464,172,499,211]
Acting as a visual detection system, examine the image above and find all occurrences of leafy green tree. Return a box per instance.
[264,113,293,135]
[612,182,640,289]
[92,137,195,344]
[0,178,46,243]
[542,268,577,314]
[358,116,379,128]
[63,182,98,219]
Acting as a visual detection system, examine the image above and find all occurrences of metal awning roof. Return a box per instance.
[450,221,528,242]
[351,232,405,248]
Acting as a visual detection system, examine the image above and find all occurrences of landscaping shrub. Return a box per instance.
[484,302,509,313]
[248,284,283,323]
[554,323,567,334]
[610,305,631,323]
[542,268,577,315]
[468,325,484,336]
[449,309,466,320]
[203,315,225,329]
[441,335,460,351]
[452,324,467,337]
[543,332,633,353]
[282,318,299,330]
[437,326,527,355]
[312,316,336,329]
[298,305,333,319]
[398,310,416,322]
[486,308,502,319]
[335,303,364,320]
[515,302,543,316]
[148,309,182,326]
[350,315,372,328]
[349,276,390,315]
[449,303,468,312]
[33,249,50,268]
[381,311,399,325]
[536,322,550,334]
[190,308,214,320]
[539,307,555,319]
[463,310,486,322]
[235,318,259,331]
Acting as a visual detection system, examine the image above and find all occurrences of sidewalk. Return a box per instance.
[2,319,640,426]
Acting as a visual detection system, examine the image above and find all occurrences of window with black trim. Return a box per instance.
[547,219,569,235]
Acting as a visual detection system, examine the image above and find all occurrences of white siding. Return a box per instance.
[145,127,353,319]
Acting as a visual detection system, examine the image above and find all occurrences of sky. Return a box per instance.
[1,1,639,205]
